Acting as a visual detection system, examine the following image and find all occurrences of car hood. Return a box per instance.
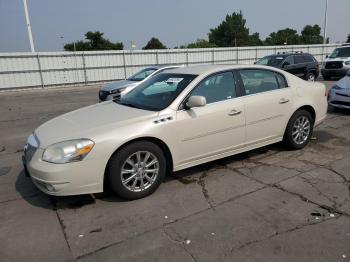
[325,57,349,62]
[101,80,138,92]
[35,101,157,148]
[335,75,350,89]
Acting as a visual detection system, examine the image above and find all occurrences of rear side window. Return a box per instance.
[294,55,305,64]
[239,69,285,95]
[190,72,236,104]
[303,55,315,62]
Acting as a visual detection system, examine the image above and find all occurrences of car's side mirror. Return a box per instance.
[185,96,206,109]
[326,55,329,58]
[253,61,257,65]
[282,62,290,68]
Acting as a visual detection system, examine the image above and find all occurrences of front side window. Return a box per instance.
[190,72,236,104]
[284,56,294,65]
[120,73,197,111]
[128,68,157,81]
[256,56,285,66]
[239,70,282,95]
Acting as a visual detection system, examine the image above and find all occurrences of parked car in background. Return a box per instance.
[255,52,319,81]
[321,44,350,80]
[23,65,327,200]
[328,71,350,109]
[99,65,183,101]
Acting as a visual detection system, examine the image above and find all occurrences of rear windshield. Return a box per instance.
[256,56,285,66]
[329,47,350,58]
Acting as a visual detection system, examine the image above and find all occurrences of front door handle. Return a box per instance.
[279,98,290,104]
[228,109,242,116]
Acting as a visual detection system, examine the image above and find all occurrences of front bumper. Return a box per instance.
[23,148,105,196]
[328,89,350,109]
[321,67,350,78]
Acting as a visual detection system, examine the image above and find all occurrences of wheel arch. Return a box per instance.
[103,136,174,191]
[295,105,316,123]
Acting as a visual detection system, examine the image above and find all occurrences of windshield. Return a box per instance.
[256,56,285,66]
[127,68,157,81]
[329,47,350,58]
[118,73,197,111]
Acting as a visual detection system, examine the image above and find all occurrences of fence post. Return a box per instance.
[82,52,88,84]
[236,48,239,64]
[156,51,159,65]
[36,53,44,88]
[186,49,189,66]
[211,48,215,64]
[255,47,258,61]
[122,51,127,79]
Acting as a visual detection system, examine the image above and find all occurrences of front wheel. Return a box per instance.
[306,72,316,82]
[107,141,166,200]
[283,110,314,150]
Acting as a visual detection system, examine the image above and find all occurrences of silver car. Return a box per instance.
[322,44,350,80]
[99,65,183,101]
[328,72,350,109]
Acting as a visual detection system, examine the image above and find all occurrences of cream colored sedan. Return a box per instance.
[23,65,328,199]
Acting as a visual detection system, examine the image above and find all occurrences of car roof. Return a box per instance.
[165,64,282,75]
[267,52,313,58]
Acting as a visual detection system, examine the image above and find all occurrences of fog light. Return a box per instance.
[44,183,55,192]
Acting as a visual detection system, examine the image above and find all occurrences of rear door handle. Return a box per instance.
[279,98,290,104]
[228,109,242,116]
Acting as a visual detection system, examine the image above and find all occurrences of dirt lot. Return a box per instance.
[1,81,350,262]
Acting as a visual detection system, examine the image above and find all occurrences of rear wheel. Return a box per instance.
[283,110,314,149]
[107,141,166,200]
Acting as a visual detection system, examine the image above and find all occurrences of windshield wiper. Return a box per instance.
[117,101,139,109]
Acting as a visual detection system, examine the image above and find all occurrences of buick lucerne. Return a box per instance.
[23,65,328,199]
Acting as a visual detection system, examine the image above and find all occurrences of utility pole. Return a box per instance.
[323,0,328,44]
[23,0,35,52]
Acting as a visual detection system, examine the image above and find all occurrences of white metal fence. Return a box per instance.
[0,44,341,90]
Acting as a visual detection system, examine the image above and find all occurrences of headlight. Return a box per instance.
[345,61,350,65]
[332,85,343,90]
[42,139,94,164]
[111,87,126,94]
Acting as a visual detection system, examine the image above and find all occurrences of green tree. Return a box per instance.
[265,28,300,45]
[208,11,260,47]
[64,31,123,51]
[142,37,167,50]
[249,32,263,46]
[187,39,217,48]
[300,25,323,44]
[347,34,350,43]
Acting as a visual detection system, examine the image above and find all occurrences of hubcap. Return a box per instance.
[292,116,311,145]
[307,74,315,81]
[121,151,159,192]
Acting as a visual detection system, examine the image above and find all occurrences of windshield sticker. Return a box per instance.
[166,78,184,84]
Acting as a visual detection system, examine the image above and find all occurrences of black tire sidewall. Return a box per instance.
[107,141,166,200]
[284,110,314,150]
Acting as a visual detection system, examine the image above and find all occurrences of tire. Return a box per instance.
[107,141,166,200]
[306,72,316,82]
[283,110,314,150]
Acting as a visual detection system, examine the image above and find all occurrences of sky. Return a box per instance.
[0,0,349,52]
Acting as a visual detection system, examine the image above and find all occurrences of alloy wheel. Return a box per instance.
[292,116,311,145]
[121,151,159,192]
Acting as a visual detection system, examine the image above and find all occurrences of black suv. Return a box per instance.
[256,52,319,81]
